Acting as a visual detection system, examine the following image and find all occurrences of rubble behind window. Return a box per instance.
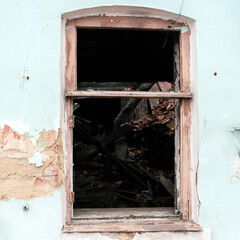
[72,28,179,209]
[73,96,175,208]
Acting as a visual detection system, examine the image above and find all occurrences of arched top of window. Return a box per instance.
[62,5,194,25]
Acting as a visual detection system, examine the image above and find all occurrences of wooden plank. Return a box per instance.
[180,99,191,220]
[65,19,77,225]
[65,20,77,91]
[63,220,202,232]
[113,83,154,127]
[173,33,181,214]
[65,98,73,225]
[69,16,185,31]
[65,91,192,99]
[180,30,192,220]
[73,207,177,219]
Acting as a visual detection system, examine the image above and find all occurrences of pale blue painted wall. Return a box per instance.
[0,1,240,240]
[0,191,62,240]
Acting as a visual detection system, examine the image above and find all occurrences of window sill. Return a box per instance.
[63,208,202,233]
[64,219,202,232]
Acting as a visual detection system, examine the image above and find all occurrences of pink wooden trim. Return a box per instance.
[64,15,193,228]
[63,220,202,232]
[67,16,185,31]
[65,22,77,91]
[65,99,72,225]
[65,18,77,225]
[180,31,191,220]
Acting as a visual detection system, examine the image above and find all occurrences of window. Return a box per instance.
[63,12,201,232]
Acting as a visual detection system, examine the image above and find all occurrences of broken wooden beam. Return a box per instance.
[75,119,147,188]
[113,83,154,128]
[74,125,132,162]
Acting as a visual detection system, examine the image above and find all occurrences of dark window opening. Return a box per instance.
[77,28,178,90]
[73,28,178,209]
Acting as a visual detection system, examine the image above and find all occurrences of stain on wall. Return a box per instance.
[0,124,64,201]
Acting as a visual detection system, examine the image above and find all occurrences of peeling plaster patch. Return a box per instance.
[29,152,43,167]
[102,233,136,240]
[0,125,34,159]
[0,125,64,201]
[134,232,172,240]
[0,120,40,145]
[63,233,121,240]
[31,129,41,145]
[35,129,57,153]
[0,120,30,135]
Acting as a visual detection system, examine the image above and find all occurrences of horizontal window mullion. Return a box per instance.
[65,91,192,99]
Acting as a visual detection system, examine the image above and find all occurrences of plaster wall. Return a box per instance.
[0,1,240,240]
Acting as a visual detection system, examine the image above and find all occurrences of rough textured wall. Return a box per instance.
[0,125,63,200]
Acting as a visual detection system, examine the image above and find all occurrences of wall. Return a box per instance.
[0,1,240,240]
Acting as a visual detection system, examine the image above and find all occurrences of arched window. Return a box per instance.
[62,6,200,232]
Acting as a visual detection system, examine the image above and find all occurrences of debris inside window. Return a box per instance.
[73,27,179,209]
[73,94,175,208]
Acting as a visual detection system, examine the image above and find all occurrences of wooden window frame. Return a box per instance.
[63,15,201,232]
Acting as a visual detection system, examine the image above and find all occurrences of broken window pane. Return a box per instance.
[73,97,176,208]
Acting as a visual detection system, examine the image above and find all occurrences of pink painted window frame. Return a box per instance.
[63,15,201,232]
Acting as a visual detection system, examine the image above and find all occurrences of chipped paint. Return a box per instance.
[0,125,34,159]
[23,131,34,139]
[172,26,189,33]
[0,125,64,201]
[0,120,30,135]
[102,233,136,240]
[35,129,57,153]
[29,152,43,167]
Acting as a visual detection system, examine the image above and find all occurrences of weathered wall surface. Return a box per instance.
[0,1,240,240]
[0,125,63,200]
